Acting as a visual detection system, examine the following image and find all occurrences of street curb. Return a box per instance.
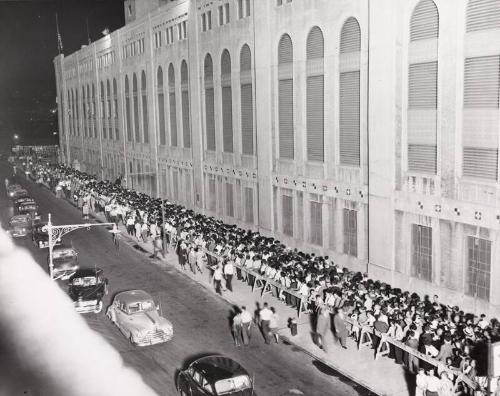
[34,182,383,395]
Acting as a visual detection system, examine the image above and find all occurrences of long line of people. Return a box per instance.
[30,163,499,394]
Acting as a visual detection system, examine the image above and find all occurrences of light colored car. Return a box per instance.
[106,290,173,346]
[8,214,32,237]
[51,245,79,280]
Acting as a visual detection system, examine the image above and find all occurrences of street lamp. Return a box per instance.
[13,134,19,141]
[42,213,114,280]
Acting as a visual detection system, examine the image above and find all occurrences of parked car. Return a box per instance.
[106,290,173,346]
[177,356,255,396]
[51,245,79,280]
[9,187,28,200]
[8,214,32,237]
[68,268,108,314]
[17,201,38,216]
[32,222,60,249]
[7,184,22,196]
[13,196,34,207]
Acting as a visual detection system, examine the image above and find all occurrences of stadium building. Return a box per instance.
[54,0,500,316]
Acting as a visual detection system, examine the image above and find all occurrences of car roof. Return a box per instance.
[69,267,103,279]
[115,290,153,305]
[10,214,30,221]
[189,356,249,383]
[53,245,77,253]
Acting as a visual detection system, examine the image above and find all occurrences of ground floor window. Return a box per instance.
[310,199,322,246]
[343,208,357,257]
[466,237,491,301]
[411,224,432,282]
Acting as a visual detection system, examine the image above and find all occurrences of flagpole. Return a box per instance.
[56,13,63,54]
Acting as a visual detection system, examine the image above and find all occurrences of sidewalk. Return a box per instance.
[64,207,412,396]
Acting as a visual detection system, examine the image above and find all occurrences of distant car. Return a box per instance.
[17,201,38,217]
[32,222,60,249]
[106,290,173,346]
[8,214,32,237]
[176,356,255,396]
[51,245,79,280]
[13,196,33,207]
[10,188,29,200]
[68,268,108,314]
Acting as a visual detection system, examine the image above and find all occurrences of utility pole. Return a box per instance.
[43,213,114,280]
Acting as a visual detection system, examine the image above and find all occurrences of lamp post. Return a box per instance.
[42,213,114,280]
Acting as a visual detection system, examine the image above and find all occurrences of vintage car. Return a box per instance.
[8,214,32,237]
[17,201,38,216]
[32,222,60,249]
[13,196,34,207]
[7,184,22,197]
[51,245,79,280]
[9,187,29,200]
[106,290,173,346]
[68,268,108,314]
[177,356,255,396]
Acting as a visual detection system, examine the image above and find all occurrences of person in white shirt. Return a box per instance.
[259,302,273,344]
[240,306,253,345]
[224,259,234,292]
[269,307,280,344]
[213,264,223,295]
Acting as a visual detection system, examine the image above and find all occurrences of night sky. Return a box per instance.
[0,0,124,150]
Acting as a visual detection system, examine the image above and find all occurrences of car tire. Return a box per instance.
[94,301,103,314]
[129,335,136,346]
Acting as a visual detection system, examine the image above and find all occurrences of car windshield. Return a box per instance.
[53,251,76,260]
[214,375,251,394]
[127,300,155,314]
[72,276,97,287]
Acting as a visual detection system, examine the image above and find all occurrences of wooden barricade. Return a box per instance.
[358,326,374,350]
[375,333,390,360]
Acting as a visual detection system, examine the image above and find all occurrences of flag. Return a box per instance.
[56,13,63,54]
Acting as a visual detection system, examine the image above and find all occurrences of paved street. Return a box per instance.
[0,161,374,396]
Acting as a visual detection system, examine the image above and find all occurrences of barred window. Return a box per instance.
[343,209,357,257]
[466,237,491,301]
[411,224,432,282]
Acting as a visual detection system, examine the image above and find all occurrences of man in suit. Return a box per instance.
[333,307,348,349]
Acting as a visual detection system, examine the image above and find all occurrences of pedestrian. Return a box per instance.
[333,307,348,349]
[232,310,243,347]
[415,367,427,396]
[82,202,90,219]
[134,221,142,242]
[437,371,454,396]
[269,307,279,344]
[213,263,223,295]
[241,306,253,345]
[126,216,135,236]
[141,222,149,243]
[177,239,188,270]
[259,302,272,344]
[4,177,9,190]
[188,246,198,274]
[425,368,440,396]
[109,224,121,250]
[152,235,164,259]
[196,248,205,274]
[316,306,331,353]
[405,330,420,374]
[224,258,234,292]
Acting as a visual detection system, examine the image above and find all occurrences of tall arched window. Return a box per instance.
[125,76,132,141]
[113,78,119,140]
[204,54,216,151]
[240,44,254,155]
[339,18,361,166]
[408,0,439,174]
[221,49,233,153]
[100,81,106,139]
[168,63,178,147]
[68,89,73,136]
[306,26,324,162]
[141,71,149,144]
[82,86,87,137]
[106,80,111,140]
[157,66,166,145]
[92,84,97,138]
[181,60,191,148]
[76,88,80,137]
[278,34,294,159]
[86,85,91,137]
[133,73,140,142]
[463,0,500,181]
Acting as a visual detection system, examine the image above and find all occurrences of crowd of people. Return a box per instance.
[30,162,500,395]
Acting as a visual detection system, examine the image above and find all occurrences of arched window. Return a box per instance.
[125,75,132,141]
[86,85,91,137]
[221,49,233,153]
[168,63,177,147]
[92,84,97,138]
[339,18,361,166]
[181,60,191,148]
[106,80,111,140]
[141,71,149,144]
[408,0,439,174]
[68,89,73,136]
[463,0,500,181]
[204,54,216,151]
[113,78,119,140]
[278,34,294,159]
[132,73,140,142]
[306,26,324,162]
[82,86,87,137]
[100,81,106,139]
[240,44,254,155]
[157,66,166,145]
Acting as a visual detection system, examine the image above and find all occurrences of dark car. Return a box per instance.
[50,245,79,280]
[10,188,29,200]
[68,268,108,314]
[13,196,34,207]
[32,222,60,249]
[177,356,255,396]
[17,201,38,216]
